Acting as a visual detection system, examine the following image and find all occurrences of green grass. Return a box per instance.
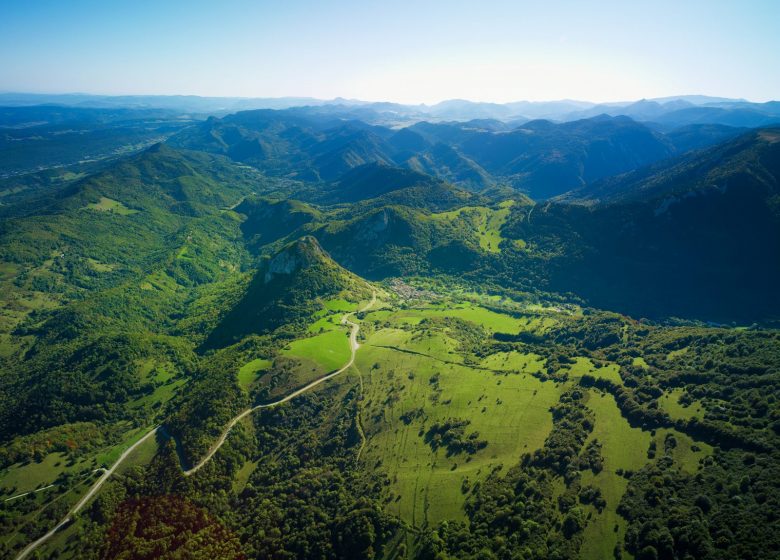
[307,312,345,333]
[659,388,705,422]
[86,257,114,272]
[632,356,649,369]
[566,357,622,384]
[237,358,272,390]
[652,428,712,473]
[0,262,19,281]
[479,350,545,374]
[430,201,515,253]
[233,459,258,493]
[0,452,91,495]
[580,391,652,560]
[129,378,186,410]
[283,327,352,373]
[667,347,689,361]
[357,322,562,527]
[84,196,138,215]
[114,432,161,474]
[323,298,357,312]
[384,302,529,335]
[232,417,259,492]
[136,359,174,384]
[95,426,155,468]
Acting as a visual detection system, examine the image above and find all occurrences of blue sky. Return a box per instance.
[1,0,778,103]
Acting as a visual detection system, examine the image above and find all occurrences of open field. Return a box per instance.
[430,200,516,253]
[84,196,138,215]
[660,387,705,421]
[283,327,352,373]
[579,391,652,560]
[356,299,566,526]
[0,453,93,496]
[238,358,272,390]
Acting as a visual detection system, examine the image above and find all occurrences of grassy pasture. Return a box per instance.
[357,314,562,526]
[375,302,530,335]
[660,387,705,421]
[0,453,92,495]
[84,196,138,215]
[283,327,351,374]
[579,391,652,560]
[237,358,272,390]
[479,350,545,374]
[429,201,515,253]
[565,357,623,384]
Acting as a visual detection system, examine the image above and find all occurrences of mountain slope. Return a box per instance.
[457,115,675,197]
[170,109,694,198]
[322,162,475,210]
[513,128,780,320]
[0,144,262,442]
[566,127,780,204]
[202,236,372,348]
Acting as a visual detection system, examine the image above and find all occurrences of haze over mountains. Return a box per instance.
[1,90,780,560]
[3,91,780,125]
[3,94,779,323]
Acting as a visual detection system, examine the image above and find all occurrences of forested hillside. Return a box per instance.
[1,110,779,560]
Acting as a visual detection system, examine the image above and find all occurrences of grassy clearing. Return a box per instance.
[430,201,515,253]
[565,357,622,384]
[84,196,138,215]
[95,426,155,468]
[232,417,259,493]
[129,378,186,410]
[85,257,114,272]
[238,358,272,390]
[667,347,689,361]
[323,298,356,312]
[0,262,19,281]
[0,452,92,495]
[233,459,258,493]
[114,432,161,474]
[384,302,528,335]
[479,351,545,374]
[283,328,352,373]
[580,391,652,560]
[660,388,704,421]
[632,356,649,369]
[136,359,174,384]
[653,428,712,473]
[307,313,344,333]
[358,321,562,526]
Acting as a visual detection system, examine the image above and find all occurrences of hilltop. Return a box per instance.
[202,236,372,348]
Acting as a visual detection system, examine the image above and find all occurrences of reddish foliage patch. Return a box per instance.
[102,495,245,560]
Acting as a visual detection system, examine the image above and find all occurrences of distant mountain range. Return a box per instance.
[168,107,750,198]
[2,92,779,128]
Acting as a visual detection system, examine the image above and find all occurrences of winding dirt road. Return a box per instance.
[15,427,160,560]
[184,291,375,475]
[15,291,376,559]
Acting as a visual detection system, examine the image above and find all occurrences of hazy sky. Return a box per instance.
[1,0,778,104]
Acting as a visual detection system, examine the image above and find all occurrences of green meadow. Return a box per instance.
[430,200,516,253]
[355,300,564,526]
[283,328,352,374]
[84,196,138,215]
[238,358,272,390]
